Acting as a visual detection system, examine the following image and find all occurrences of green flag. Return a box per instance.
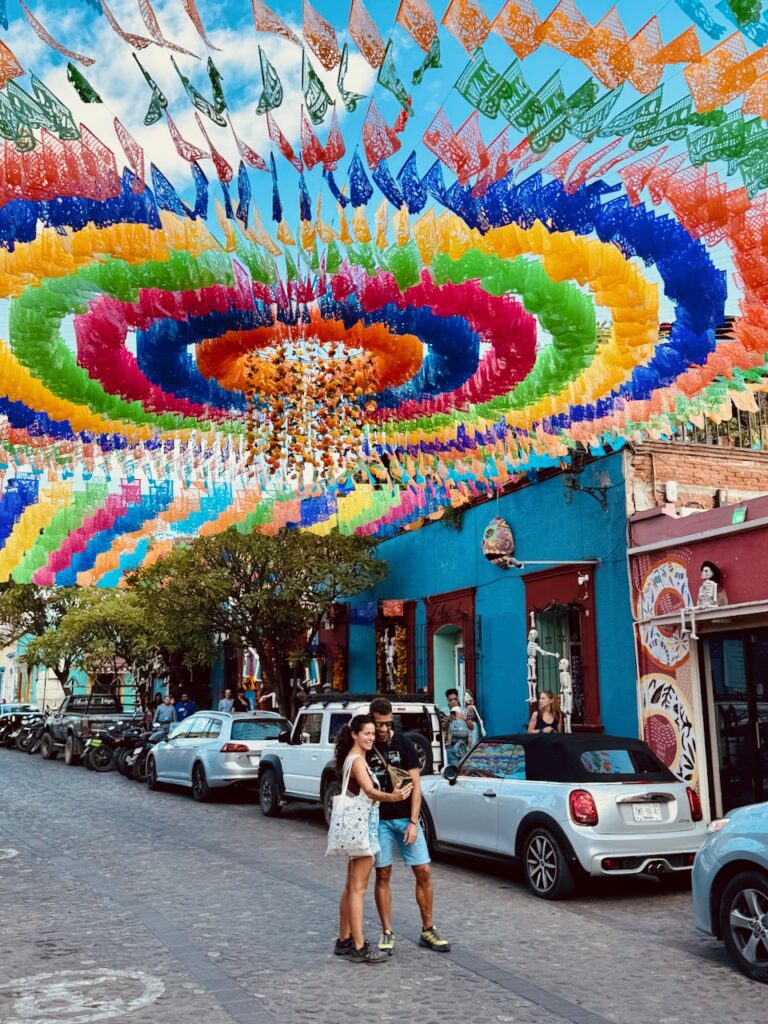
[0,91,31,149]
[601,87,664,141]
[378,41,412,114]
[337,44,365,113]
[208,58,227,114]
[412,34,441,87]
[171,56,227,127]
[66,62,102,104]
[283,245,298,281]
[567,84,623,141]
[257,47,283,114]
[31,76,80,139]
[133,54,168,126]
[303,52,332,125]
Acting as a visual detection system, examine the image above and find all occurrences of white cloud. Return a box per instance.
[4,1,376,194]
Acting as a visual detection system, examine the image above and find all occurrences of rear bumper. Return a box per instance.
[208,756,262,788]
[572,828,707,877]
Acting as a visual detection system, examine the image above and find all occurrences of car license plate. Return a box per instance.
[632,803,662,822]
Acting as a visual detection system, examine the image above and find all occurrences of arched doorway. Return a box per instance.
[432,624,465,707]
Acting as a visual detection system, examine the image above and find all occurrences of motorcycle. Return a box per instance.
[125,723,170,782]
[16,714,47,754]
[82,724,122,772]
[113,723,148,776]
[3,713,30,750]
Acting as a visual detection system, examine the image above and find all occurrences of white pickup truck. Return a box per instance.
[257,695,446,824]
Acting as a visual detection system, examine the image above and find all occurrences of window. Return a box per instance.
[329,713,351,743]
[460,742,521,779]
[503,745,526,780]
[395,710,433,743]
[168,719,192,739]
[203,718,223,740]
[579,748,665,776]
[295,712,323,744]
[231,718,290,741]
[185,716,211,739]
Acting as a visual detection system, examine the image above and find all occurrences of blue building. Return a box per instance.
[345,450,638,738]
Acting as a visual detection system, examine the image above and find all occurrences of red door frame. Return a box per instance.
[524,564,602,729]
[425,587,476,700]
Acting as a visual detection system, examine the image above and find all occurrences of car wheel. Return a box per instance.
[523,828,576,900]
[405,732,434,775]
[191,762,213,802]
[259,769,282,817]
[419,805,436,856]
[719,870,768,983]
[323,779,341,827]
[146,756,163,792]
[64,735,82,766]
[39,733,58,760]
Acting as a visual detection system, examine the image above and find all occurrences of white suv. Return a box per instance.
[257,694,446,824]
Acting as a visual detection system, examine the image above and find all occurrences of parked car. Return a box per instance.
[257,694,446,824]
[418,733,708,900]
[146,710,291,801]
[692,801,768,983]
[39,694,139,764]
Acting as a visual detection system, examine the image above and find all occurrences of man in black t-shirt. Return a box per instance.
[367,696,451,956]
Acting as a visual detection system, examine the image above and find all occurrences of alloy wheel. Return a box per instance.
[728,887,768,966]
[526,834,558,893]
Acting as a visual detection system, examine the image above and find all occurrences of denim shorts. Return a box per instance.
[374,818,430,869]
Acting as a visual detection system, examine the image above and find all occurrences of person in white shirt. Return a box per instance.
[218,689,234,712]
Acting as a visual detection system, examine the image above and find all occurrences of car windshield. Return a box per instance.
[231,718,290,741]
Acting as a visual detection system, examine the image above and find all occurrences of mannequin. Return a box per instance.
[559,658,573,734]
[527,628,559,703]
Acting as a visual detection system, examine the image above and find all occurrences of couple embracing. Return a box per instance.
[330,697,451,964]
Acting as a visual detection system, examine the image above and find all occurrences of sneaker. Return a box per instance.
[378,930,395,954]
[419,925,451,953]
[334,937,354,956]
[349,940,389,964]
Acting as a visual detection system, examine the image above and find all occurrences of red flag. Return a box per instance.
[349,0,386,68]
[396,0,437,51]
[229,117,268,171]
[362,100,401,171]
[322,108,345,170]
[303,0,341,70]
[195,113,233,183]
[19,0,94,65]
[101,0,153,49]
[182,0,222,50]
[138,0,198,56]
[393,108,409,134]
[267,111,303,172]
[301,107,326,169]
[453,110,489,184]
[423,108,469,178]
[114,117,145,192]
[252,0,301,46]
[441,0,491,55]
[166,111,209,163]
[472,126,510,197]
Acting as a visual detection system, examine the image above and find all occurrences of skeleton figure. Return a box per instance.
[696,560,722,610]
[527,628,559,703]
[383,628,397,689]
[559,658,573,734]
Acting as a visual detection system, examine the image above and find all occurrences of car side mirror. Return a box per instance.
[278,730,290,744]
[443,764,459,784]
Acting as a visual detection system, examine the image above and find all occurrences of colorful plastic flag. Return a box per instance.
[378,42,412,115]
[303,0,341,70]
[396,0,437,50]
[348,0,386,68]
[337,44,366,112]
[257,47,284,114]
[304,52,333,125]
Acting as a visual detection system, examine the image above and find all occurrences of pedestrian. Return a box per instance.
[442,688,473,766]
[175,692,197,721]
[232,689,250,713]
[152,694,177,725]
[528,691,562,734]
[367,696,451,955]
[464,691,485,740]
[333,714,412,964]
[152,693,163,711]
[218,689,234,712]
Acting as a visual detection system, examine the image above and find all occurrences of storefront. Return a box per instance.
[629,496,768,820]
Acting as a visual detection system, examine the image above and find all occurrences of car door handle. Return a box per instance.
[482,790,497,798]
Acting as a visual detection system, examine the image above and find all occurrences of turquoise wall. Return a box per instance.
[348,453,639,739]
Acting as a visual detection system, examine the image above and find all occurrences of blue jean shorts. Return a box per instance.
[375,818,431,869]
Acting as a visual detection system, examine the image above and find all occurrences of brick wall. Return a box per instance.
[626,442,768,514]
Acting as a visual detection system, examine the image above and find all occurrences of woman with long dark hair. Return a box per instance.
[333,714,412,964]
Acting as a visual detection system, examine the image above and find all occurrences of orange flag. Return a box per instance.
[0,40,23,89]
[441,0,491,55]
[251,0,301,47]
[396,0,437,51]
[348,0,386,68]
[491,0,541,60]
[303,0,341,70]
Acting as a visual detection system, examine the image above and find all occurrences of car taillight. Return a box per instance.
[569,789,599,826]
[686,787,703,822]
[220,743,249,753]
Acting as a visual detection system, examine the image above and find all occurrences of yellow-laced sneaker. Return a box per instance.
[378,930,395,954]
[419,925,451,952]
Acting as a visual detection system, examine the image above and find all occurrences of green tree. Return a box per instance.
[0,584,90,695]
[129,528,387,716]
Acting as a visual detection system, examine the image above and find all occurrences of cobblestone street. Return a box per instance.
[0,751,764,1024]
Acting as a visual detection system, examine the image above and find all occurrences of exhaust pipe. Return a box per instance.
[646,860,667,875]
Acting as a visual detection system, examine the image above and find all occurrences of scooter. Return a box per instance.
[125,723,170,782]
[16,714,47,754]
